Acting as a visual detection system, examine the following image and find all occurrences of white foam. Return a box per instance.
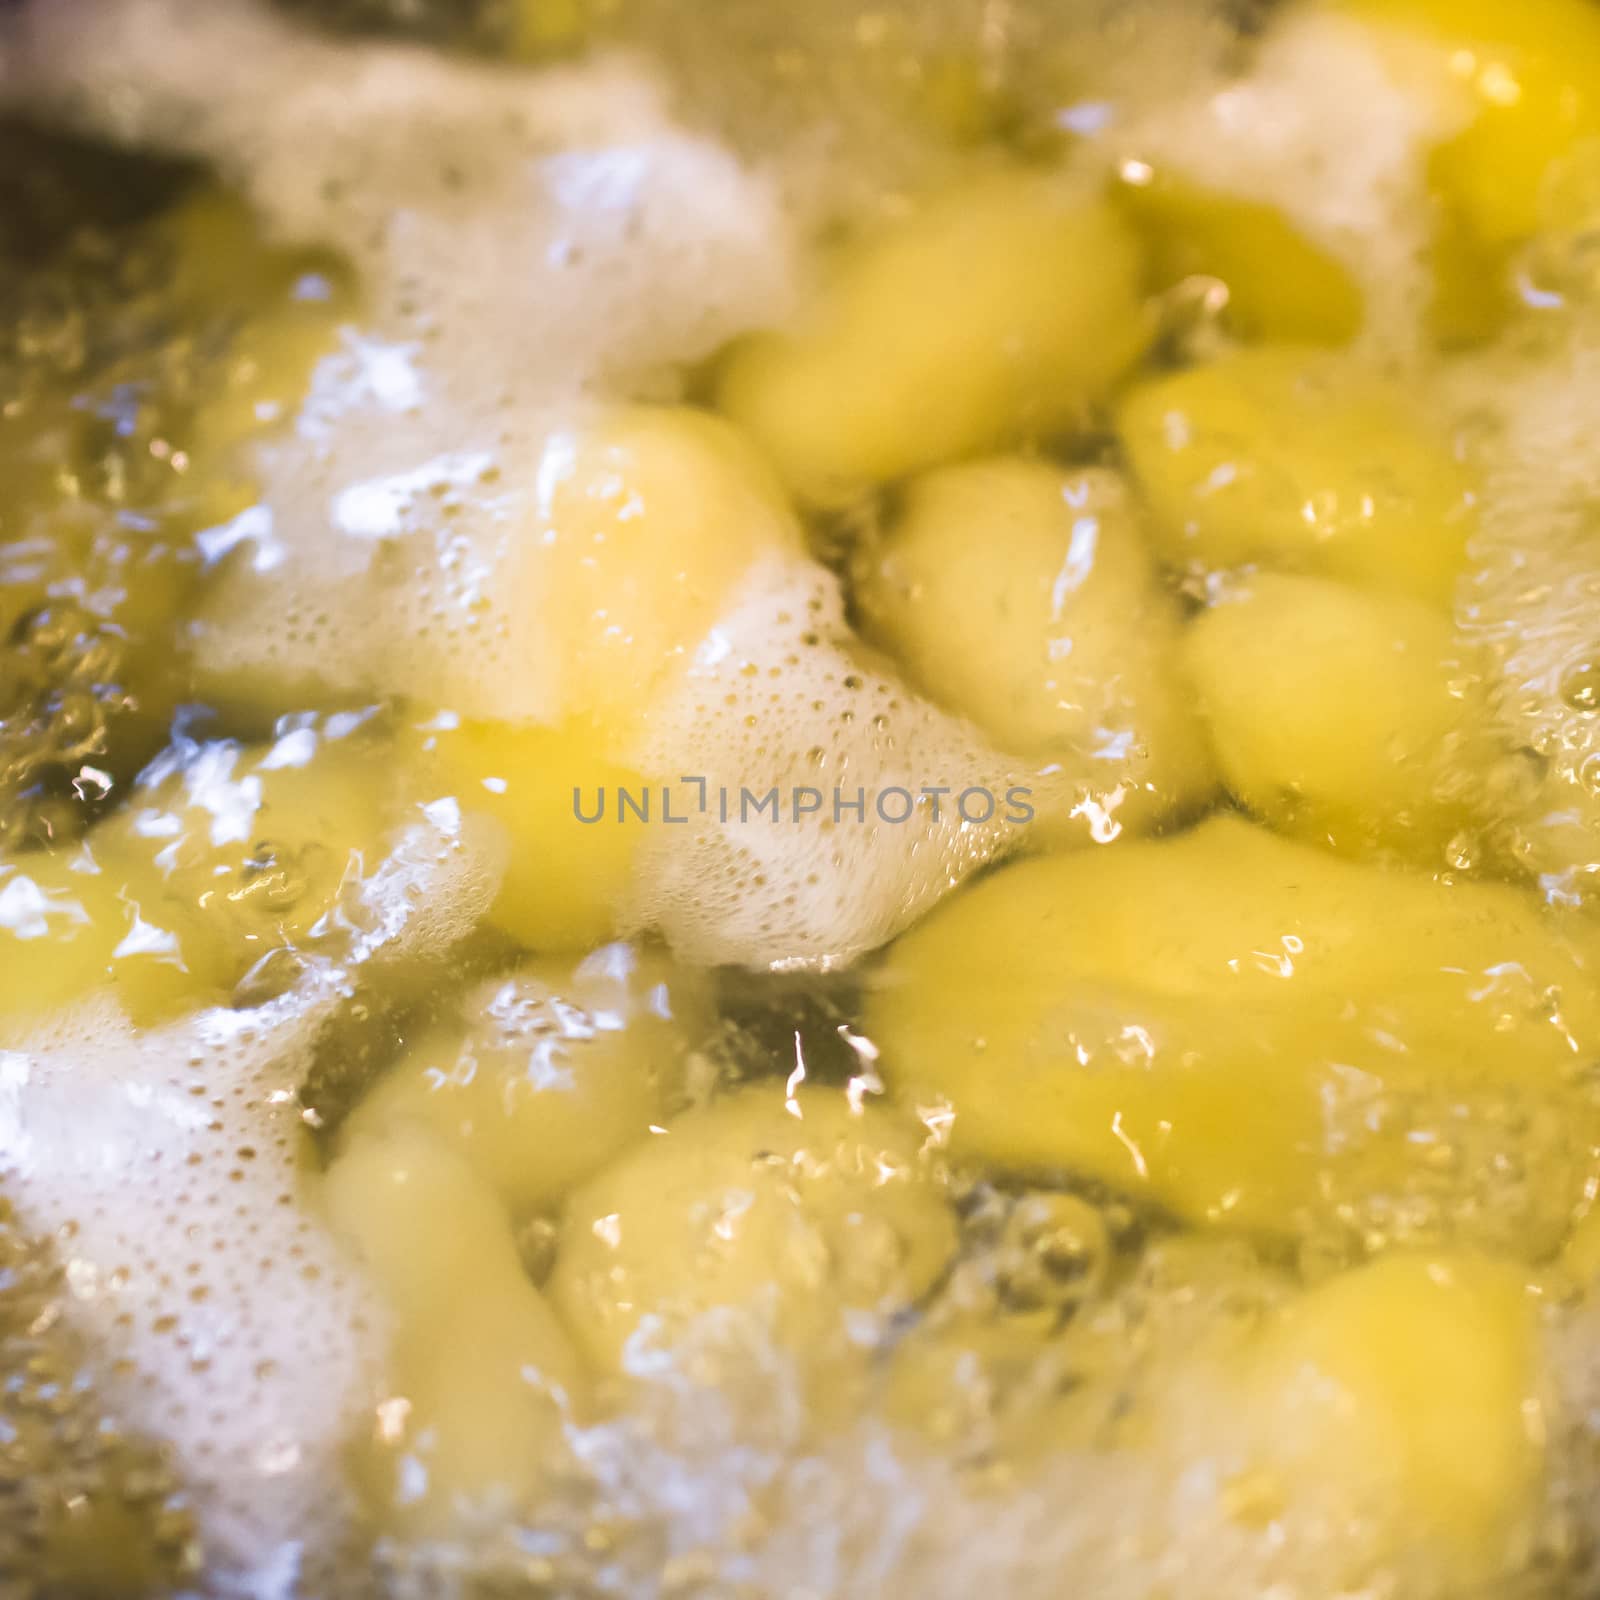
[184,126,794,721]
[0,998,378,1600]
[619,559,1024,968]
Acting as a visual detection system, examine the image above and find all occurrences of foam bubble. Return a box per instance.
[180,107,795,719]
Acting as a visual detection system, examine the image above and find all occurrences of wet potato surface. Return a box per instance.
[8,0,1600,1596]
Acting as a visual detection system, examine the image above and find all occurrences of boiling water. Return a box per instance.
[3,2,1600,1597]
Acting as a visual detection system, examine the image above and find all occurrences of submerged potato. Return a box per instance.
[0,852,195,1031]
[868,815,1600,1251]
[1116,168,1364,346]
[1235,1254,1542,1583]
[884,1239,1540,1588]
[323,1127,582,1536]
[0,716,392,1031]
[343,943,703,1215]
[854,459,1212,837]
[718,173,1148,503]
[1117,347,1475,606]
[521,406,804,733]
[401,714,642,955]
[547,1085,956,1376]
[1184,574,1489,860]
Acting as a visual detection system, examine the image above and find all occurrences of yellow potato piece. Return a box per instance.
[1332,0,1600,248]
[103,719,392,970]
[547,1085,957,1376]
[197,406,799,732]
[344,943,704,1215]
[324,1127,582,1536]
[868,815,1600,1249]
[0,851,200,1034]
[1116,168,1364,346]
[718,173,1149,503]
[1117,347,1475,607]
[523,406,804,733]
[854,458,1213,840]
[1238,1254,1542,1581]
[1184,574,1489,860]
[402,713,645,955]
[0,716,395,1033]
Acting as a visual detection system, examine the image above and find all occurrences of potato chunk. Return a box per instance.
[1183,574,1488,860]
[718,174,1148,503]
[853,459,1213,835]
[1116,168,1364,346]
[1117,347,1475,606]
[520,406,804,733]
[401,714,644,955]
[324,1127,582,1536]
[1237,1254,1542,1582]
[868,816,1600,1252]
[0,853,191,1031]
[547,1085,956,1376]
[343,943,704,1215]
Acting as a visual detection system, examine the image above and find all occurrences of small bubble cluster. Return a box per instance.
[0,1196,199,1598]
[1306,1071,1600,1268]
[0,210,204,850]
[0,600,130,851]
[0,998,386,1595]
